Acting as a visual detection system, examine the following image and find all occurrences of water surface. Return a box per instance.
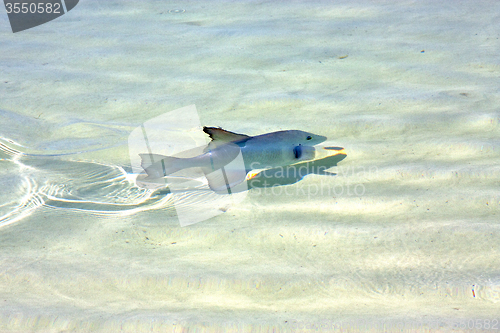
[1,0,499,331]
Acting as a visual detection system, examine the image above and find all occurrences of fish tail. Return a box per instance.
[139,153,182,178]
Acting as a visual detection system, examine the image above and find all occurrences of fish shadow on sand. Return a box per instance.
[145,152,346,196]
[245,152,347,191]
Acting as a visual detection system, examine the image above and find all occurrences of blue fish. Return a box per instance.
[140,127,327,191]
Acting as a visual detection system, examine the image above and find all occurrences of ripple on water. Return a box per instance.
[0,159,42,228]
[1,133,243,228]
[0,153,177,228]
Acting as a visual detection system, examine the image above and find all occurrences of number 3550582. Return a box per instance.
[5,2,62,14]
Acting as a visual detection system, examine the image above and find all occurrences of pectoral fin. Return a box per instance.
[205,168,247,194]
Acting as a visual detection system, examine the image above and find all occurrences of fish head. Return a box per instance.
[279,130,327,146]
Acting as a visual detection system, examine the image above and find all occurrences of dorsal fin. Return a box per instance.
[203,127,250,143]
[202,127,251,153]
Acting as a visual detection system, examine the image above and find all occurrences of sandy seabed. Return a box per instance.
[0,0,499,332]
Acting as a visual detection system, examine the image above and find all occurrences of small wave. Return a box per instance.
[0,148,176,228]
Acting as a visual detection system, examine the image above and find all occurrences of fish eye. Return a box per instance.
[306,136,312,140]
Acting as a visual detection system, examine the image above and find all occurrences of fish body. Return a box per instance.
[139,127,326,191]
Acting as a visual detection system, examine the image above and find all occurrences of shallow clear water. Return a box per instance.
[1,0,499,331]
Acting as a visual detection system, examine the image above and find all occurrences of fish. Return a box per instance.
[139,127,327,192]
